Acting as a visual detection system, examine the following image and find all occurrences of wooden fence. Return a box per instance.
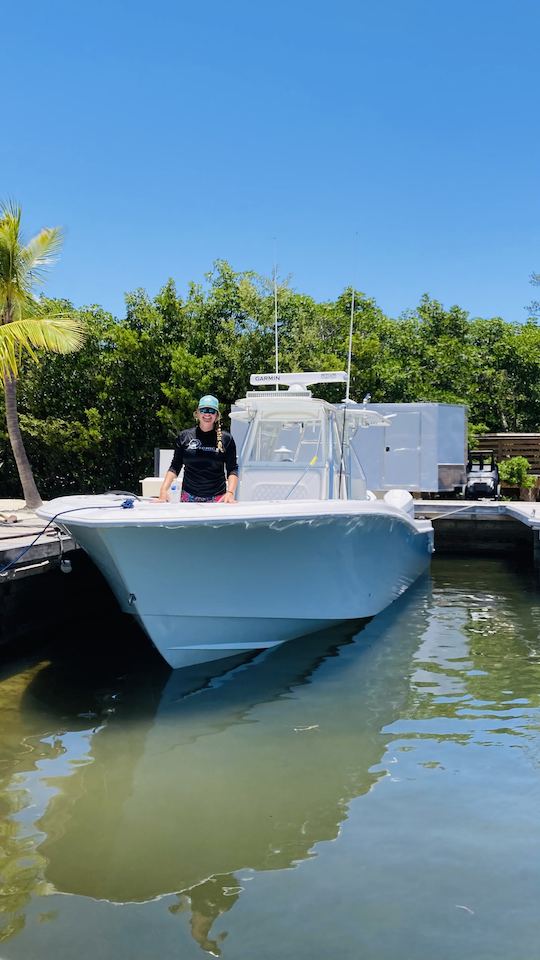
[476,434,540,473]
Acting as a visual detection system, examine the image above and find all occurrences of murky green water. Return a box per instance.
[1,556,539,960]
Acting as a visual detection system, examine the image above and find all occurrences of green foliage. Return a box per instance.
[468,421,489,448]
[498,456,535,489]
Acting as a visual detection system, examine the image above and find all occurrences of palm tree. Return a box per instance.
[0,202,85,508]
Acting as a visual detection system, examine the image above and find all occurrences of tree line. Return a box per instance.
[2,258,540,501]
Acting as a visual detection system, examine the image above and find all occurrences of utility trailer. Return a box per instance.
[347,402,467,496]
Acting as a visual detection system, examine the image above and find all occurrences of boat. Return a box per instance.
[36,373,434,668]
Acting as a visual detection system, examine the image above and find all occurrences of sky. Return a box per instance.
[2,0,539,322]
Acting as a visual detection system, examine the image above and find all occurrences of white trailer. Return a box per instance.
[348,402,467,495]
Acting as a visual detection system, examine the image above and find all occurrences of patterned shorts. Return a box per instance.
[180,491,224,503]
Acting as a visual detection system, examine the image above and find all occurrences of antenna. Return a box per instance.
[345,286,355,402]
[340,241,359,497]
[345,233,359,404]
[273,245,279,392]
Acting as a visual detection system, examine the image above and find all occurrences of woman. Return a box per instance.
[158,395,239,503]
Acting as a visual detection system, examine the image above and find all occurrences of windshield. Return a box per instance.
[246,419,323,464]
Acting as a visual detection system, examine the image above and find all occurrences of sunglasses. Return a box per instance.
[199,407,217,415]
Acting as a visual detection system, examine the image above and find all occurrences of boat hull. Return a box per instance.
[38,498,433,668]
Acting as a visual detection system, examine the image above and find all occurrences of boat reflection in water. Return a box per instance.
[18,582,430,956]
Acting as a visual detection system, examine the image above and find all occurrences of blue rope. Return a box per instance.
[0,499,135,576]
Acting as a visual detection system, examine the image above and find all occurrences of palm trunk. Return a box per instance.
[3,373,42,508]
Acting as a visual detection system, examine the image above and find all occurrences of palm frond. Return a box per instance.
[21,227,63,285]
[0,199,21,219]
[0,336,20,378]
[0,204,32,306]
[0,202,63,301]
[0,201,22,243]
[0,313,86,377]
[0,286,39,321]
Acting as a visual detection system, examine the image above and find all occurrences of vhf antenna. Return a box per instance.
[345,285,355,403]
[345,233,359,403]
[340,238,359,497]
[273,243,279,391]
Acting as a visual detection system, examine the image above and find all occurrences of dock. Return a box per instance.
[0,502,76,581]
[414,498,540,559]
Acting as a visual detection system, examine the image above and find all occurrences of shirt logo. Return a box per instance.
[187,439,201,451]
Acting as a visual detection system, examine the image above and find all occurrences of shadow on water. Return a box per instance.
[0,577,433,954]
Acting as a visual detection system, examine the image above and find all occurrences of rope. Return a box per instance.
[421,504,493,522]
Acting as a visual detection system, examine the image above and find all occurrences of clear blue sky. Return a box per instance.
[3,0,539,321]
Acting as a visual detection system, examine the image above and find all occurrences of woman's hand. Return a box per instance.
[220,491,236,504]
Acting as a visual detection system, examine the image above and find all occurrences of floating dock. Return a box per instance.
[413,499,540,558]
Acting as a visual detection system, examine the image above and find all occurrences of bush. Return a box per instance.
[468,421,488,448]
[498,456,535,489]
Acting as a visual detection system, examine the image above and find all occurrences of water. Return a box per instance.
[1,556,539,959]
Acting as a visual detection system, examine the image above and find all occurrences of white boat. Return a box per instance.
[37,373,434,668]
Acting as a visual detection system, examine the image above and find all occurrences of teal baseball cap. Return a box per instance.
[198,394,219,411]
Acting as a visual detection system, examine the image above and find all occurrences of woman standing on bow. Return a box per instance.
[158,395,239,503]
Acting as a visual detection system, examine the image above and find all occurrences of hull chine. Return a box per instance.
[139,614,341,669]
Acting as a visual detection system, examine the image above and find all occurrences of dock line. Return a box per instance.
[426,504,499,522]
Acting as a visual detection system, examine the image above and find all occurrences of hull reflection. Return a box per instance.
[23,582,431,951]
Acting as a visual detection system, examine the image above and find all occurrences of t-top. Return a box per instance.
[169,426,239,499]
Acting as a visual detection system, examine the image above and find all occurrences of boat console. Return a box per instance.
[231,372,390,502]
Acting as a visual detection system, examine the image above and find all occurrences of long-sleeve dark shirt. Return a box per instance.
[169,426,239,498]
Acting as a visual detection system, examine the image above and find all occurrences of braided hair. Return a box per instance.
[215,413,224,453]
